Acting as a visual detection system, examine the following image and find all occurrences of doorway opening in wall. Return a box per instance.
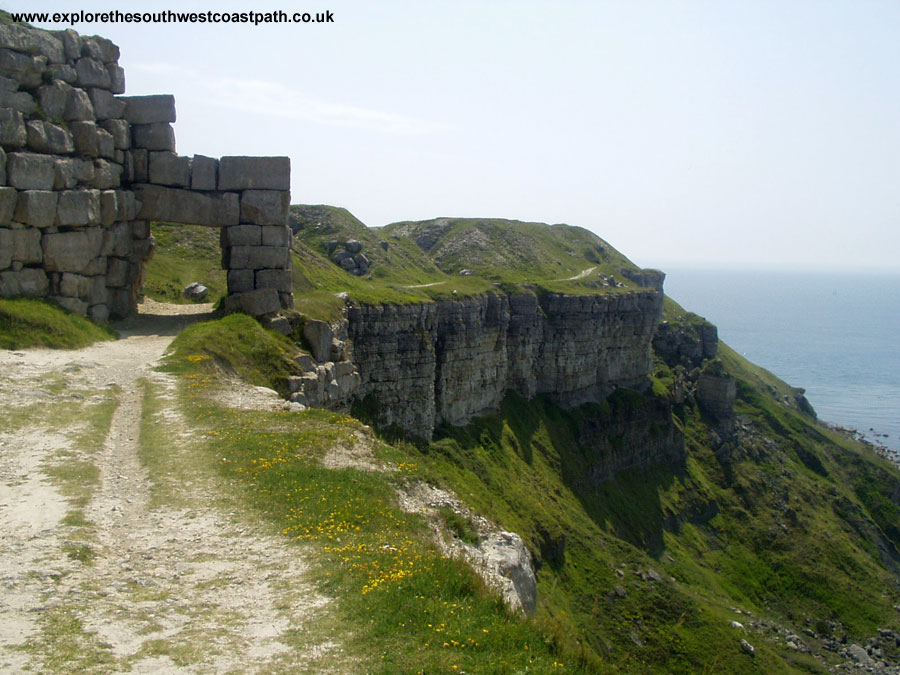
[141,222,226,306]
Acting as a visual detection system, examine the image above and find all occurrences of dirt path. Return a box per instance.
[0,301,338,673]
[559,266,596,281]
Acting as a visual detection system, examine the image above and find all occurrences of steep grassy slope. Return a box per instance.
[142,223,226,303]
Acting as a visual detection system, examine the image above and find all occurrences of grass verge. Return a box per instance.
[0,298,115,349]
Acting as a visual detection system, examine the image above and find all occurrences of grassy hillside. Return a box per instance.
[142,223,226,303]
[0,298,115,349]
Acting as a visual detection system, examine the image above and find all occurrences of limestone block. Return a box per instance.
[106,256,128,286]
[83,255,106,276]
[132,238,154,260]
[102,222,133,257]
[14,190,57,228]
[0,75,14,91]
[92,159,122,189]
[58,29,81,60]
[135,184,239,226]
[122,95,176,124]
[23,121,46,153]
[99,119,130,149]
[241,190,289,226]
[88,87,125,120]
[6,227,42,263]
[100,191,117,226]
[64,87,95,121]
[59,272,92,297]
[132,123,175,151]
[88,303,109,323]
[190,155,217,190]
[0,146,4,184]
[36,80,69,121]
[0,187,16,225]
[303,320,333,363]
[222,224,261,246]
[227,269,254,293]
[75,57,111,89]
[108,288,132,318]
[130,149,148,182]
[131,219,150,239]
[261,224,291,247]
[70,121,99,157]
[0,49,46,88]
[7,153,56,190]
[0,89,35,115]
[54,158,78,189]
[43,229,103,272]
[81,35,119,64]
[148,151,190,187]
[0,108,26,148]
[222,288,280,317]
[45,122,75,154]
[226,245,290,270]
[255,268,292,292]
[118,192,138,222]
[218,156,290,191]
[107,64,125,94]
[0,268,49,297]
[48,63,76,83]
[0,24,65,63]
[57,189,101,226]
[54,296,88,315]
[75,159,96,185]
[279,292,293,310]
[0,228,10,269]
[97,129,115,159]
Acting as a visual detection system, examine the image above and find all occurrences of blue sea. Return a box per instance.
[658,268,900,453]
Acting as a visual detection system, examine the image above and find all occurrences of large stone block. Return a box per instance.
[0,24,64,63]
[303,320,333,363]
[190,155,217,190]
[47,63,76,83]
[130,149,148,182]
[122,95,176,124]
[43,229,103,272]
[107,64,125,94]
[240,190,289,226]
[0,187,16,225]
[102,221,133,257]
[88,87,125,120]
[0,49,46,88]
[14,190,58,228]
[75,57,111,89]
[36,80,69,121]
[57,189,101,226]
[222,288,280,317]
[222,224,261,246]
[70,121,99,157]
[7,153,56,190]
[261,224,291,247]
[0,108,27,148]
[256,268,292,292]
[227,269,254,293]
[97,129,115,159]
[134,184,239,226]
[0,228,10,268]
[99,119,130,149]
[53,158,78,189]
[106,256,128,287]
[88,303,109,323]
[0,89,35,115]
[100,191,117,226]
[8,227,42,264]
[35,122,75,155]
[132,123,175,151]
[0,268,49,297]
[93,159,122,189]
[59,272,92,298]
[218,156,290,191]
[53,295,88,315]
[65,86,95,121]
[226,245,290,270]
[58,30,82,61]
[81,35,119,64]
[148,151,190,187]
[25,121,49,153]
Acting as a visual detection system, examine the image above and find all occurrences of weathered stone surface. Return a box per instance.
[227,269,254,293]
[7,153,56,190]
[53,158,78,189]
[102,222,133,257]
[0,74,15,91]
[182,282,208,301]
[64,86,95,121]
[0,89,35,115]
[70,121,100,157]
[88,87,125,120]
[106,64,125,94]
[47,63,76,83]
[148,151,190,187]
[36,81,69,121]
[6,227,42,263]
[14,190,58,228]
[303,320,333,362]
[99,119,130,149]
[480,532,538,616]
[88,303,109,322]
[130,149,148,182]
[190,155,217,190]
[25,120,49,152]
[43,229,103,272]
[122,95,176,124]
[82,35,119,63]
[261,224,291,247]
[225,245,290,270]
[0,24,64,63]
[255,268,292,292]
[97,128,115,159]
[697,371,736,423]
[240,190,289,226]
[59,272,92,297]
[222,288,280,316]
[222,224,261,247]
[0,228,10,268]
[93,159,122,189]
[106,256,128,286]
[118,192,137,222]
[0,187,16,225]
[0,108,27,148]
[0,268,49,297]
[40,122,75,155]
[0,49,46,88]
[58,30,82,60]
[132,123,175,151]
[53,295,88,315]
[100,190,117,226]
[135,185,239,226]
[75,57,111,89]
[218,156,290,191]
[57,189,101,226]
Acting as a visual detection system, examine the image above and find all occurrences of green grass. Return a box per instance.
[142,222,226,303]
[0,298,115,349]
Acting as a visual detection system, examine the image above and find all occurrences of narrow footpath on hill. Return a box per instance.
[0,301,339,673]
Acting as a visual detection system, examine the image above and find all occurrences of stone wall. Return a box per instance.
[0,22,292,319]
[346,288,664,439]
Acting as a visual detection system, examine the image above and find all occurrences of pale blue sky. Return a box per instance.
[10,0,900,271]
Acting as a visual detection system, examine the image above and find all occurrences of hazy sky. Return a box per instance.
[11,0,900,271]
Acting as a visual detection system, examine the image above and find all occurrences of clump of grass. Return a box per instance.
[0,298,115,349]
[438,507,480,546]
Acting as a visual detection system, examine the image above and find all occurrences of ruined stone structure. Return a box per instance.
[0,23,292,319]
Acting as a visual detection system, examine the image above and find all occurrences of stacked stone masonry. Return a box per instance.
[0,23,292,319]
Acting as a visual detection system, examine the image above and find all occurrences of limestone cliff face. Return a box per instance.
[346,288,663,438]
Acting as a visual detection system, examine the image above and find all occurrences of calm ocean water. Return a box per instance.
[659,268,900,453]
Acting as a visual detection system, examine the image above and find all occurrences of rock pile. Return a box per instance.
[326,238,370,275]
